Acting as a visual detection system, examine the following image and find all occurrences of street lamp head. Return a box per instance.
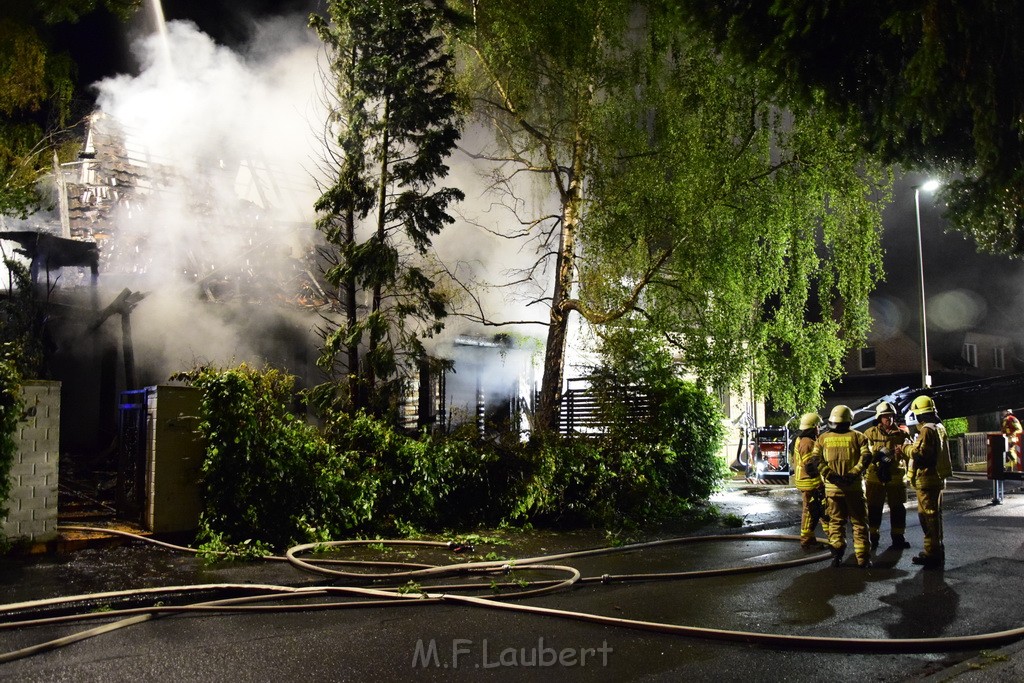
[918,179,941,193]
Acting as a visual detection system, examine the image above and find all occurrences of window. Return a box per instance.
[994,347,1006,370]
[716,385,732,419]
[859,347,876,371]
[963,343,978,367]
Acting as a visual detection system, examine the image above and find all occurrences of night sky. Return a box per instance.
[58,0,321,85]
[882,172,1024,338]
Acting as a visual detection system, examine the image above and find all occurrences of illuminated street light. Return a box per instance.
[914,179,941,388]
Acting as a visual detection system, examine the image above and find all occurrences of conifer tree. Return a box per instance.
[310,0,464,416]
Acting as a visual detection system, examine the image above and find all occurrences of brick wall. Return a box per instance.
[2,381,61,542]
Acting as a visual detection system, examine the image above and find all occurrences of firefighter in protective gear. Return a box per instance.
[1001,409,1022,471]
[792,412,829,549]
[863,401,911,551]
[904,395,952,569]
[809,405,873,568]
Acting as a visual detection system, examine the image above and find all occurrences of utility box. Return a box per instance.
[987,432,1024,481]
[145,385,203,533]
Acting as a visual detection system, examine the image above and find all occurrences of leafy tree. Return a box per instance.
[675,1,1024,255]
[0,0,139,218]
[453,0,889,426]
[310,0,464,417]
[0,259,46,378]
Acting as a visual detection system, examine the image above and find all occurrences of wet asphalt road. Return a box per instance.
[1,474,1023,682]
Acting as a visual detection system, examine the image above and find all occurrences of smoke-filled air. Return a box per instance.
[46,9,550,387]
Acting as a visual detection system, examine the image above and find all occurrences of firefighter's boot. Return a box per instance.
[829,546,844,568]
[889,534,911,550]
[869,532,880,550]
[912,551,944,569]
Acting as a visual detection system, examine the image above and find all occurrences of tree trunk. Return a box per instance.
[536,138,584,433]
[367,99,390,395]
[344,204,361,408]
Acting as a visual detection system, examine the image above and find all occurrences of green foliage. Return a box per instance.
[514,332,727,527]
[454,0,889,426]
[182,364,731,548]
[172,364,333,550]
[0,1,140,218]
[0,345,25,530]
[195,527,273,564]
[0,259,46,378]
[678,0,1024,255]
[944,417,968,439]
[581,17,889,413]
[722,513,744,529]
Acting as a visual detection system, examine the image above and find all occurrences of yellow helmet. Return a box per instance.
[875,402,896,418]
[828,405,854,424]
[910,395,936,415]
[798,412,821,430]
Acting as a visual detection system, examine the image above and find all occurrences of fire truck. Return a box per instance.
[730,416,793,484]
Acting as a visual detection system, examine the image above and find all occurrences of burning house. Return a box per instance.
[1,111,328,459]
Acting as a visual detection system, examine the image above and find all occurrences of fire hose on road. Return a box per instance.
[0,519,1021,665]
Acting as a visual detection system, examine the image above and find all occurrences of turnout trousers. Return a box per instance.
[865,480,908,540]
[916,486,945,558]
[799,487,829,546]
[825,486,870,563]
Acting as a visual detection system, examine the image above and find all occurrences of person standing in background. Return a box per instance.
[810,405,872,568]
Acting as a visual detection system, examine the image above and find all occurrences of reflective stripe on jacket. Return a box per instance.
[792,435,822,491]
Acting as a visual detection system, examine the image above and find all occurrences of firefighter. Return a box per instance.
[863,401,911,551]
[903,395,952,569]
[1001,409,1022,471]
[792,412,829,549]
[810,405,872,568]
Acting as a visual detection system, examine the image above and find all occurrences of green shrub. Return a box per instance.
[173,364,332,550]
[530,325,731,525]
[0,344,25,530]
[944,416,968,439]
[180,358,728,548]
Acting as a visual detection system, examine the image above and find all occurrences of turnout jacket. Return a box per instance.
[810,429,871,496]
[862,423,910,485]
[792,434,822,492]
[904,422,952,490]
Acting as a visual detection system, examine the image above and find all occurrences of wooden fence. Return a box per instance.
[559,386,653,436]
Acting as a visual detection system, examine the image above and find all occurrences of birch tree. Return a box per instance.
[454,0,890,428]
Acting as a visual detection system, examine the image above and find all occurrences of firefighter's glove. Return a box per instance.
[874,448,893,483]
[825,472,844,487]
[804,460,819,478]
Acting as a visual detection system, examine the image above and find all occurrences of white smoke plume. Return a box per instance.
[85,12,549,388]
[83,16,325,380]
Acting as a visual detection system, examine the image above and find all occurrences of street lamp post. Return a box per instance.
[913,179,940,388]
